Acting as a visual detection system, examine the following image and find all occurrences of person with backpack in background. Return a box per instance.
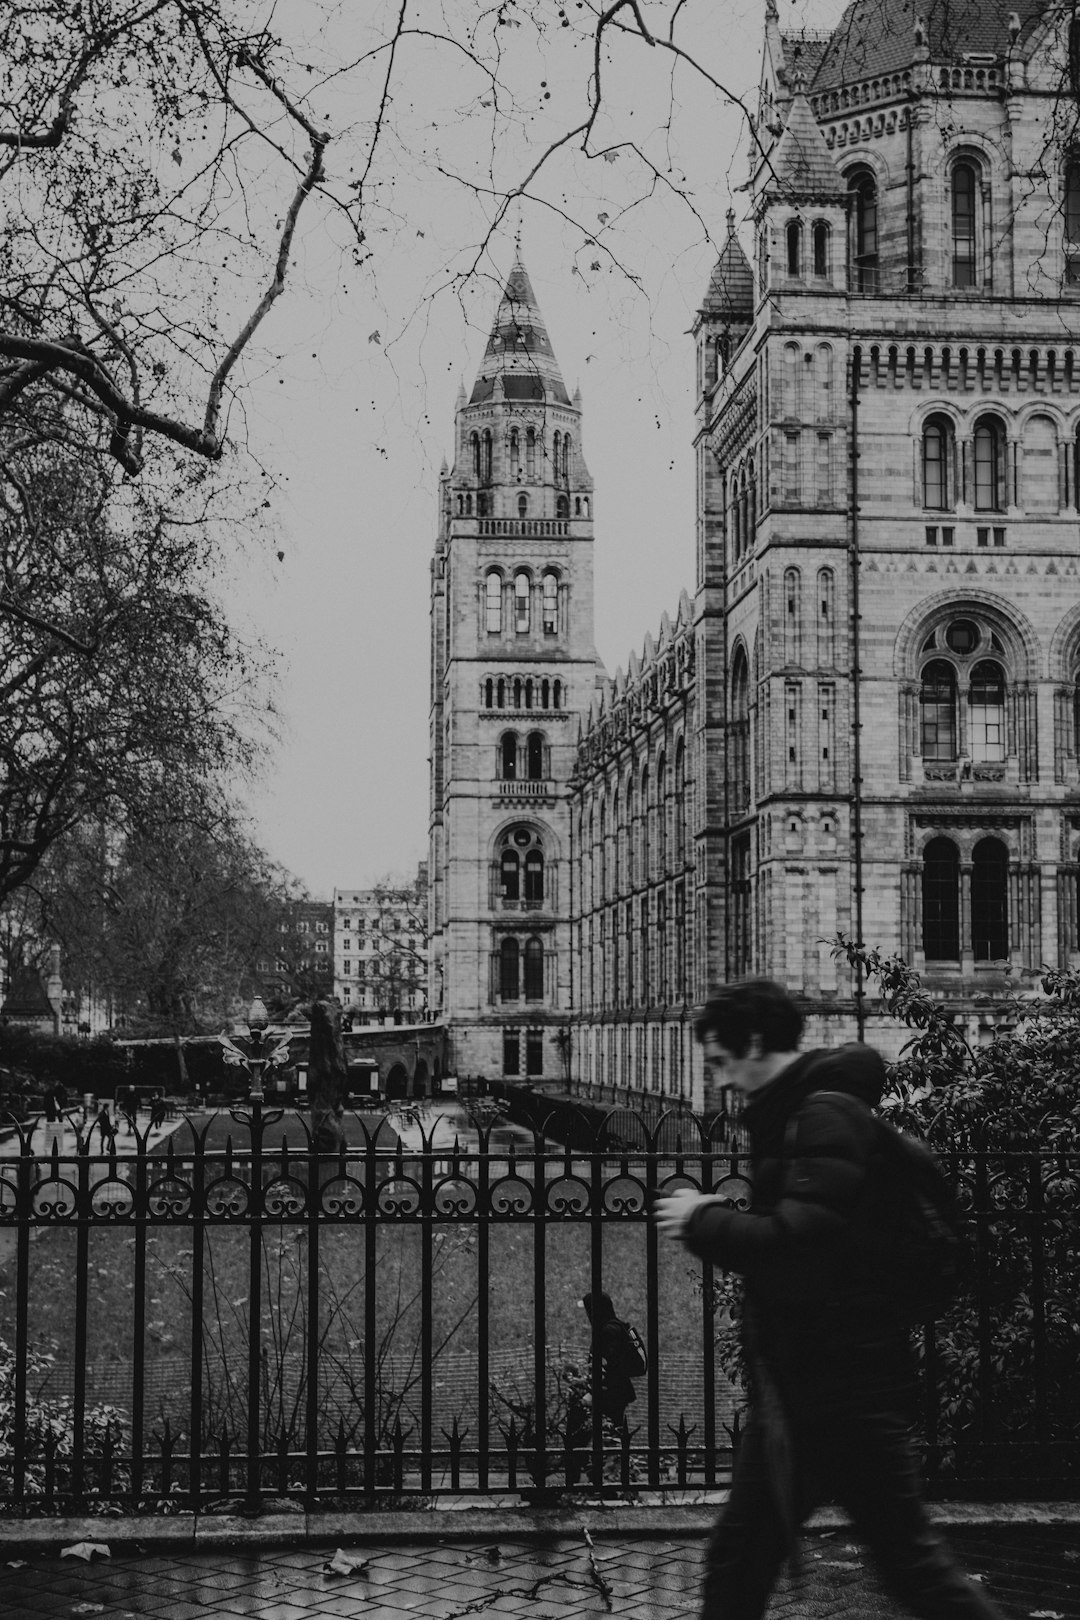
[579,1289,646,1426]
[653,979,1002,1620]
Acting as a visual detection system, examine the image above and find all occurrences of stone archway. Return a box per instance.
[385,1062,409,1099]
[412,1058,429,1098]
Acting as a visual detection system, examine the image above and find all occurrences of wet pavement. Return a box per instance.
[1,1514,1078,1620]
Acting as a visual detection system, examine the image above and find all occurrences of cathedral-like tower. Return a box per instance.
[428,259,601,1081]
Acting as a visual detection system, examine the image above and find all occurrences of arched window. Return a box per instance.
[973,416,1006,511]
[518,493,528,519]
[524,849,544,904]
[500,849,520,901]
[471,432,481,479]
[849,169,879,292]
[513,677,523,709]
[563,435,572,479]
[526,426,536,478]
[656,754,667,874]
[674,739,687,865]
[731,648,750,813]
[499,936,520,1000]
[968,660,1005,762]
[786,218,802,276]
[972,837,1009,960]
[923,837,960,959]
[951,161,978,287]
[553,430,561,474]
[1065,155,1080,285]
[524,678,533,710]
[1023,414,1059,513]
[526,731,544,780]
[497,677,506,708]
[476,492,489,518]
[524,936,544,1000]
[574,496,581,515]
[813,220,829,278]
[509,426,520,472]
[485,571,502,634]
[542,570,559,635]
[922,414,954,510]
[514,571,530,632]
[553,679,562,710]
[640,767,650,879]
[556,494,569,520]
[500,732,518,780]
[484,677,494,708]
[920,660,956,760]
[540,678,550,709]
[482,429,493,483]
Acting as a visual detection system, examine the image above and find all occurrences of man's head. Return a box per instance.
[694,979,804,1097]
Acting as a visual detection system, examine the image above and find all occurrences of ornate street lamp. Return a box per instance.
[244,996,270,1103]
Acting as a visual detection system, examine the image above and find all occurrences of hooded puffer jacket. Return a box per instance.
[682,1044,913,1422]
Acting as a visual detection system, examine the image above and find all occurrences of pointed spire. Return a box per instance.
[468,255,571,406]
[765,90,843,196]
[700,208,754,319]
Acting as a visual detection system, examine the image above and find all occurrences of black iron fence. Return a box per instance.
[0,1100,1077,1516]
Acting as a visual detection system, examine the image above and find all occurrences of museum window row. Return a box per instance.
[496,731,550,782]
[575,1019,692,1099]
[463,426,577,487]
[492,825,551,910]
[481,674,564,711]
[575,878,691,1013]
[575,737,691,904]
[492,934,552,1004]
[484,568,562,635]
[919,411,1080,514]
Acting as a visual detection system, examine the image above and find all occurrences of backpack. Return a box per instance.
[609,1319,648,1378]
[791,1093,963,1323]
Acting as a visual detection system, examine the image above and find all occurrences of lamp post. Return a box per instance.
[245,996,270,1104]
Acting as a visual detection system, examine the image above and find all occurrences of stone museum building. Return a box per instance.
[430,0,1080,1095]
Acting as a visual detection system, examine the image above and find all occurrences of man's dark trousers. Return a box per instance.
[702,1409,1003,1620]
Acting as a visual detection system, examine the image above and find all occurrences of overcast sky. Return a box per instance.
[223,0,845,897]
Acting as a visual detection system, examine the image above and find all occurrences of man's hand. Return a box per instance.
[652,1188,723,1241]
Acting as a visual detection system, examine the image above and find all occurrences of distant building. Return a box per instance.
[334,864,429,1026]
[251,896,334,1011]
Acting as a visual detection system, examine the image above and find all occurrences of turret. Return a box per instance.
[695,209,755,400]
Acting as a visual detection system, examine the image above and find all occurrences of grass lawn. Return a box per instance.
[11,1108,741,1456]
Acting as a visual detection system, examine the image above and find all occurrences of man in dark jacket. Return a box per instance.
[654,979,1002,1620]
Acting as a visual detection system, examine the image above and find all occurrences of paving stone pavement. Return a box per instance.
[1,1525,1078,1620]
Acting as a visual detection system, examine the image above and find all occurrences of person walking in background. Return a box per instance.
[578,1289,646,1428]
[653,979,1003,1620]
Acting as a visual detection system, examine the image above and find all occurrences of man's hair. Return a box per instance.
[694,979,804,1057]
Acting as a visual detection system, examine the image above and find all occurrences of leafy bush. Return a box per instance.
[833,938,1080,1484]
[0,1338,129,1512]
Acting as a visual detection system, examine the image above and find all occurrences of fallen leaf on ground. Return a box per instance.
[61,1543,110,1562]
[324,1549,369,1577]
